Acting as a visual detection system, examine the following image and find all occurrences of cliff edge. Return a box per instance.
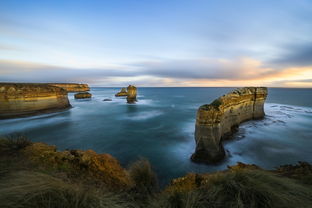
[48,83,90,92]
[191,87,268,163]
[0,83,71,119]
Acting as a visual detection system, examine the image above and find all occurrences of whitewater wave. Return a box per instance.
[120,110,163,121]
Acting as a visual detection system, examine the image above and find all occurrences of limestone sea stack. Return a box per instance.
[115,87,127,97]
[0,83,70,119]
[191,87,268,164]
[48,83,90,92]
[74,92,92,99]
[126,85,137,104]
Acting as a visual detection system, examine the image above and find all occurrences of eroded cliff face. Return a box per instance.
[127,85,137,103]
[0,83,70,119]
[191,87,268,163]
[49,83,90,92]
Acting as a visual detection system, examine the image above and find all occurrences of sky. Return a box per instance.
[0,0,312,87]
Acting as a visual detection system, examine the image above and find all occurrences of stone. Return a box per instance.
[48,83,90,92]
[103,98,112,101]
[0,83,71,119]
[74,92,92,99]
[126,85,137,104]
[191,87,268,163]
[115,87,128,97]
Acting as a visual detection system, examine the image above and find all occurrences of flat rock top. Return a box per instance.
[0,83,67,94]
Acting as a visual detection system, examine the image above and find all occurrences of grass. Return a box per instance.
[1,136,312,208]
[128,158,159,206]
[0,135,32,154]
[158,169,312,208]
[0,171,132,208]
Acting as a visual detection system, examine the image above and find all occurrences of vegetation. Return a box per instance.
[1,136,312,208]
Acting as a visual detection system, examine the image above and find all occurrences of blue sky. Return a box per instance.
[1,0,312,87]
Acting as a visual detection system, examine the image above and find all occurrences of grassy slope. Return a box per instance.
[0,137,311,208]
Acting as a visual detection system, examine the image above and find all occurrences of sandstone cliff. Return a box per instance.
[127,85,137,103]
[191,87,268,163]
[0,83,71,119]
[49,83,90,92]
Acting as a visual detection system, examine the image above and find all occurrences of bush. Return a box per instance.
[0,135,32,153]
[159,169,312,208]
[128,158,159,195]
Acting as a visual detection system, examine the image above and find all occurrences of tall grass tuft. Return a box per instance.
[0,134,32,153]
[128,158,159,196]
[155,169,312,208]
[0,171,132,208]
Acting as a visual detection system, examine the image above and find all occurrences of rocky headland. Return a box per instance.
[191,87,268,163]
[48,83,90,92]
[74,92,92,99]
[0,83,71,119]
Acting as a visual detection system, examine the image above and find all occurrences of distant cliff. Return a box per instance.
[191,87,268,163]
[0,83,70,119]
[48,83,90,92]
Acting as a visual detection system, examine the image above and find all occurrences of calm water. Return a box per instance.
[1,87,312,185]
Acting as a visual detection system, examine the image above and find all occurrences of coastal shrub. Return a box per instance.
[160,169,312,208]
[0,171,132,208]
[0,135,32,153]
[128,158,159,195]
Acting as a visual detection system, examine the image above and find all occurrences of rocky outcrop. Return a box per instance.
[0,83,71,119]
[127,85,137,104]
[103,98,112,101]
[74,92,92,99]
[49,83,90,92]
[191,87,268,163]
[22,142,133,190]
[115,87,128,97]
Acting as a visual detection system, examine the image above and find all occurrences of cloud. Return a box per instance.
[137,57,275,80]
[269,42,312,67]
[1,57,312,87]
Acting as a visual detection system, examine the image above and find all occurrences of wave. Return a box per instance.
[120,110,163,121]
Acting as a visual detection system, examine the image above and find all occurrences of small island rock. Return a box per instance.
[74,92,92,99]
[127,85,137,104]
[115,87,127,97]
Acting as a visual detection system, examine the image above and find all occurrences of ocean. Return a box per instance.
[1,87,312,185]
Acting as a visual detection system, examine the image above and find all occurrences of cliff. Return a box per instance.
[191,87,268,163]
[0,83,71,119]
[127,85,137,103]
[48,83,90,92]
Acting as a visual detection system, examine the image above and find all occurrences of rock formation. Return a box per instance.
[126,85,137,104]
[74,92,92,99]
[48,83,90,92]
[0,83,71,119]
[103,98,112,101]
[115,87,128,97]
[191,87,268,163]
[23,142,133,190]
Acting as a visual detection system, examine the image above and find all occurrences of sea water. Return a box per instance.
[1,87,312,185]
